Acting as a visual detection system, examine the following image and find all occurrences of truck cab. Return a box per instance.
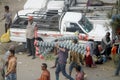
[59,12,112,42]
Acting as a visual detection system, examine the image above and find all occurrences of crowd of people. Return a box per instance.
[0,5,120,80]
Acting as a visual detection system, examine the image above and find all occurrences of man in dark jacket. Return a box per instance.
[101,32,112,58]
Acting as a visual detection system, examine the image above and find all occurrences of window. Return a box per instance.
[11,18,28,29]
[78,15,93,33]
[66,22,84,33]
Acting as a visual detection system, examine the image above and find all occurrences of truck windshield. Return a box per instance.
[78,15,93,33]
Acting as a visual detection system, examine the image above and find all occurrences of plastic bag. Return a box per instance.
[0,29,10,43]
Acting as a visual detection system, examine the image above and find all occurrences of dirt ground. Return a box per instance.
[0,0,120,80]
[0,52,120,80]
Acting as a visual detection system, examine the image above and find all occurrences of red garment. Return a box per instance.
[85,55,93,67]
[111,46,117,55]
[38,70,50,80]
[85,46,93,67]
[76,72,84,80]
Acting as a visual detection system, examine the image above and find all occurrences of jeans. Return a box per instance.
[6,73,16,80]
[55,57,59,66]
[115,58,120,75]
[5,23,11,33]
[55,63,74,80]
[69,62,83,75]
[105,46,112,57]
[69,62,77,75]
[27,38,35,57]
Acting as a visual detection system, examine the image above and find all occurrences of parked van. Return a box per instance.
[24,0,48,10]
[10,11,112,42]
[45,0,65,18]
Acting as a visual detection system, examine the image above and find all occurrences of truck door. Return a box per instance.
[10,18,28,42]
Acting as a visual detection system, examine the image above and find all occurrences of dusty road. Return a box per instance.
[0,53,120,80]
[14,54,120,80]
[16,54,120,80]
[0,0,120,80]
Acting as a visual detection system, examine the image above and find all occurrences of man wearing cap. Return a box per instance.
[26,16,37,59]
[101,32,112,59]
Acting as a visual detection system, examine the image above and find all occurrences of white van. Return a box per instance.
[45,0,65,17]
[24,0,48,10]
[10,11,112,42]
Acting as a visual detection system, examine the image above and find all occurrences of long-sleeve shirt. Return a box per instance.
[101,36,111,49]
[69,51,81,65]
[58,48,69,64]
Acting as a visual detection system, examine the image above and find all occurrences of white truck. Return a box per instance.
[10,11,112,43]
[59,12,112,41]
